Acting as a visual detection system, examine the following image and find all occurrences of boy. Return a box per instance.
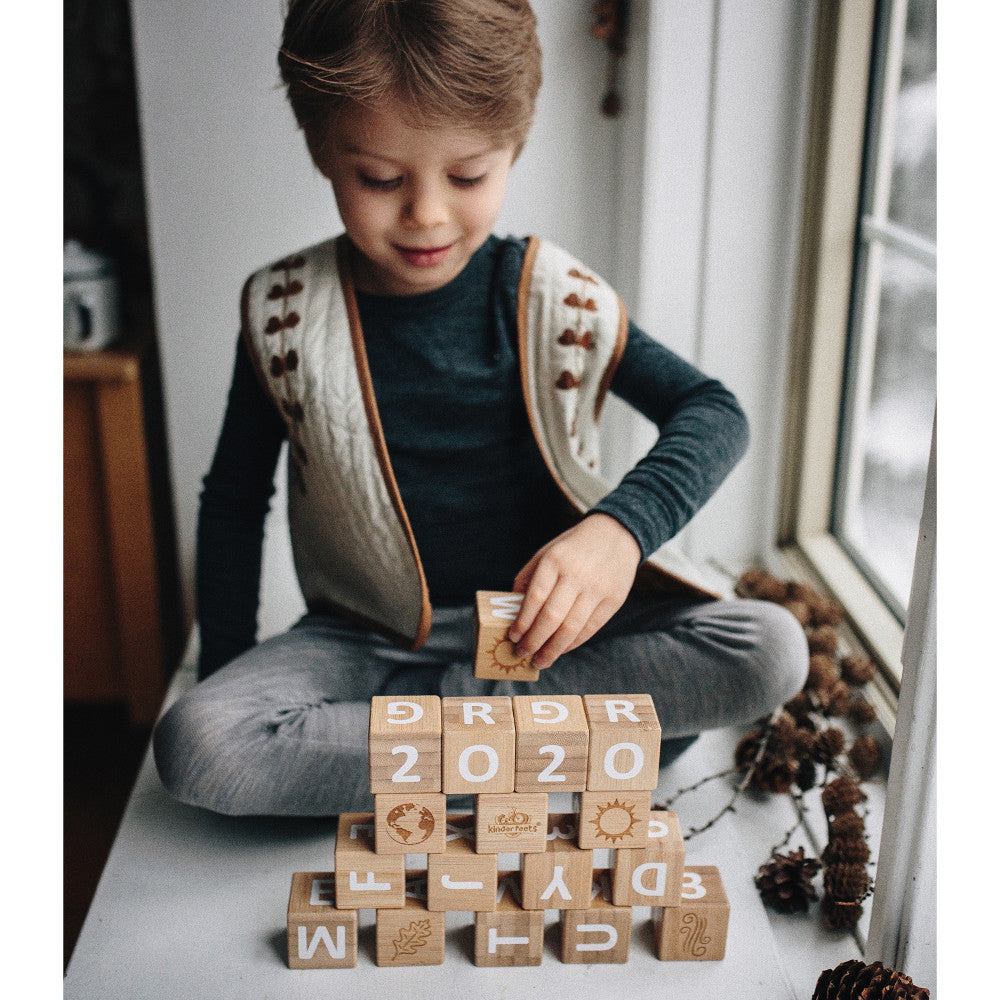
[153,0,806,816]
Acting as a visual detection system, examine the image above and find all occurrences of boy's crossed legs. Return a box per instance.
[153,596,807,816]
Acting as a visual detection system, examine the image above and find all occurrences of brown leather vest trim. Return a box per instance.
[335,237,433,650]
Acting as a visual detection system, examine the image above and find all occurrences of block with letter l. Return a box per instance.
[286,871,358,969]
[426,814,498,911]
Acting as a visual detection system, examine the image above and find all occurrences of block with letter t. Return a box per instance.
[286,871,358,969]
[474,871,545,966]
[369,695,442,794]
[474,591,539,681]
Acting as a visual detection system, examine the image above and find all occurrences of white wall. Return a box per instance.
[130,0,624,638]
[130,0,813,641]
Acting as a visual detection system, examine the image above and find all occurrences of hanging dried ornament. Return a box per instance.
[823,862,872,902]
[841,653,877,685]
[828,812,866,841]
[821,776,866,816]
[847,697,878,725]
[754,847,821,914]
[808,653,841,692]
[811,958,930,999]
[821,836,871,866]
[848,735,882,779]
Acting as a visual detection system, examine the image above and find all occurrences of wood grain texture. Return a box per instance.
[369,695,442,793]
[520,813,595,911]
[375,896,445,967]
[373,792,447,855]
[654,865,730,961]
[286,872,358,969]
[512,695,589,792]
[441,697,515,795]
[559,871,632,964]
[426,815,498,912]
[612,810,686,906]
[474,792,548,854]
[474,872,544,966]
[577,790,652,850]
[334,813,405,909]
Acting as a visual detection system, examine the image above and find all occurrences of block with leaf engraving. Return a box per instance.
[375,876,445,967]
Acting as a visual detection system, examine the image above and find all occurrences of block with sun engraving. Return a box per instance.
[576,790,652,850]
[473,591,539,681]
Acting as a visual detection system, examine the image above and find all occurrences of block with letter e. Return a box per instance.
[560,872,632,964]
[286,871,357,969]
[520,813,594,911]
[513,694,589,792]
[474,871,545,966]
[442,697,515,795]
[654,865,730,961]
[369,695,442,794]
[612,810,685,906]
[426,814,498,911]
[583,694,661,792]
[474,591,539,681]
[334,813,405,910]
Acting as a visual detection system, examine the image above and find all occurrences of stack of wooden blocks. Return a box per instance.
[287,687,730,970]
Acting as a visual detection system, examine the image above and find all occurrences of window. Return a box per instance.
[779,0,937,696]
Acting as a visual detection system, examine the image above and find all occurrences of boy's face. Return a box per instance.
[313,98,517,296]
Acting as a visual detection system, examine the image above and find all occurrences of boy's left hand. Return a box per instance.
[508,512,642,670]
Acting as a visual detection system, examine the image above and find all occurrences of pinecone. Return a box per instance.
[848,736,882,779]
[828,812,865,840]
[819,895,864,932]
[811,595,845,628]
[813,727,846,765]
[822,680,852,718]
[808,654,841,692]
[847,697,878,725]
[841,653,876,685]
[783,599,813,627]
[822,836,871,866]
[737,568,787,603]
[811,958,930,998]
[824,863,872,902]
[808,624,840,657]
[754,847,821,913]
[734,730,796,793]
[795,757,818,791]
[785,690,816,724]
[821,776,866,816]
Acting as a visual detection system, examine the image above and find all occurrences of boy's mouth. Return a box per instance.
[393,243,454,268]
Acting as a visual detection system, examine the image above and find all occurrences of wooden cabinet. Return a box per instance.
[64,346,170,724]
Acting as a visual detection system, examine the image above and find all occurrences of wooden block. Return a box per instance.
[373,792,447,855]
[426,815,499,911]
[577,790,652,849]
[512,695,589,792]
[474,871,545,966]
[474,591,540,681]
[559,872,632,964]
[475,792,548,854]
[583,694,662,791]
[654,865,730,961]
[441,697,515,795]
[520,813,594,911]
[375,894,446,967]
[612,810,686,906]
[334,813,405,909]
[286,872,358,969]
[369,695,442,794]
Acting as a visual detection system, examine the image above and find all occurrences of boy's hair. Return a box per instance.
[278,0,542,150]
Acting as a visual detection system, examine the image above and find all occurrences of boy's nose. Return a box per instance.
[405,182,449,229]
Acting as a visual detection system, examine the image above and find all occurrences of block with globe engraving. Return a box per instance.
[374,792,447,855]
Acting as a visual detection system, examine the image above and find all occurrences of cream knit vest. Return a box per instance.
[242,235,717,650]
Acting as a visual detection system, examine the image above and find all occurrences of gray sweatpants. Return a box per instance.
[153,595,807,816]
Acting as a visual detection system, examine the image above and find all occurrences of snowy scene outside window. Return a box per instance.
[834,0,936,618]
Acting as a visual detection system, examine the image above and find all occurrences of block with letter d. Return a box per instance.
[583,694,661,791]
[612,810,685,906]
[334,813,405,910]
[369,695,442,794]
[286,871,358,969]
[474,591,539,681]
[442,697,515,795]
[512,694,589,792]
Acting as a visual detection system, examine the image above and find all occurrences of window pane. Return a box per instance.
[834,0,936,617]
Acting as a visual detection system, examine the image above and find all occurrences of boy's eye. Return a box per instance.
[359,173,403,191]
[449,174,487,188]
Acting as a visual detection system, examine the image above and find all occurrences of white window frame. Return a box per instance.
[778,0,935,715]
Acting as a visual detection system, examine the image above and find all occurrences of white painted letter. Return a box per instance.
[390,744,420,783]
[297,924,345,959]
[603,742,644,780]
[605,699,638,722]
[489,594,524,620]
[540,865,572,901]
[458,744,500,782]
[575,923,618,951]
[631,862,667,897]
[349,871,390,892]
[386,700,423,724]
[531,700,568,724]
[441,875,484,890]
[463,701,495,725]
[309,878,335,906]
[488,928,530,953]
